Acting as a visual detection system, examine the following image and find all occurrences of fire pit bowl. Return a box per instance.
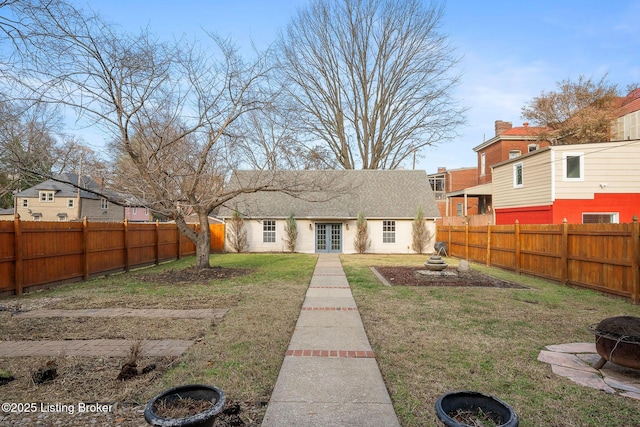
[589,316,640,370]
[144,384,225,427]
[435,391,518,427]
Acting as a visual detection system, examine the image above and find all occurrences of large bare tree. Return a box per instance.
[277,0,464,169]
[6,0,302,268]
[521,75,624,144]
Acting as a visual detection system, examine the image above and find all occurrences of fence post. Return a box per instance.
[83,217,89,281]
[14,214,23,296]
[465,221,469,260]
[155,219,160,265]
[124,219,130,272]
[486,224,491,267]
[632,215,639,305]
[447,224,452,257]
[515,220,520,275]
[561,218,568,286]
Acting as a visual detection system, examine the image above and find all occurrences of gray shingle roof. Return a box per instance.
[218,170,440,220]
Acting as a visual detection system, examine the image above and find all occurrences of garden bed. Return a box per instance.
[373,266,528,288]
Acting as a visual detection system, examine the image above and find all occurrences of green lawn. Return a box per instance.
[342,254,640,427]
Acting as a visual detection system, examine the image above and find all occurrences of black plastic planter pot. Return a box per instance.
[144,384,225,427]
[435,391,518,427]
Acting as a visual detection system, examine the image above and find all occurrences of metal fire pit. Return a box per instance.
[589,316,640,370]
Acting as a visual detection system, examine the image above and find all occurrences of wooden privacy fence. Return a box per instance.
[0,217,226,296]
[436,217,640,304]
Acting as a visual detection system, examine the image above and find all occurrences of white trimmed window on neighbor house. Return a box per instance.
[68,199,75,208]
[583,213,619,224]
[382,220,396,243]
[513,162,523,188]
[22,199,28,207]
[563,152,584,181]
[263,219,276,243]
[39,191,54,202]
[100,198,108,210]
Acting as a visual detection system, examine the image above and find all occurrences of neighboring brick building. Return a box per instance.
[473,120,551,185]
[427,167,478,216]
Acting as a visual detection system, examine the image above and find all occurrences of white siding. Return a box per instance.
[493,150,553,209]
[226,218,436,254]
[553,141,640,199]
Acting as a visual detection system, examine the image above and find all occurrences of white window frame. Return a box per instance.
[22,199,28,208]
[563,152,584,181]
[513,162,524,188]
[67,199,75,208]
[528,144,539,153]
[382,220,396,243]
[480,153,486,176]
[39,191,54,202]
[263,219,276,243]
[509,150,521,159]
[100,198,108,210]
[456,203,463,216]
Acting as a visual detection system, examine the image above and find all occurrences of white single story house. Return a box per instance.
[218,169,441,254]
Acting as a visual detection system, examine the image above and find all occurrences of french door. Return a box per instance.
[315,223,342,253]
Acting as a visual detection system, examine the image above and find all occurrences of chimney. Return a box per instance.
[495,120,512,136]
[437,167,447,173]
[523,122,529,127]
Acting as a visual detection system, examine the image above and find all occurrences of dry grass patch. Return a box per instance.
[0,253,316,426]
[342,254,640,427]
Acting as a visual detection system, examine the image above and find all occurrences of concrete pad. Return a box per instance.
[302,297,357,308]
[295,310,365,327]
[546,342,596,353]
[620,391,640,401]
[305,288,353,298]
[551,365,616,393]
[261,402,400,427]
[288,325,372,351]
[268,357,392,404]
[538,350,598,373]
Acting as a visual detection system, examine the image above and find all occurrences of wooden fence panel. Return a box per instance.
[436,218,640,304]
[21,221,84,287]
[566,223,634,298]
[127,222,158,267]
[488,226,517,271]
[87,221,126,277]
[519,224,563,282]
[0,221,16,292]
[210,224,225,252]
[0,217,222,296]
[468,227,488,264]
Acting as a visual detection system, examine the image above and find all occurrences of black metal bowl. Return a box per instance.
[435,391,518,427]
[144,384,225,427]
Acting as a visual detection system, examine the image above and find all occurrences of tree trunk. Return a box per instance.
[175,212,212,270]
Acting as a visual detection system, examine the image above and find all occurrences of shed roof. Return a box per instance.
[218,170,440,220]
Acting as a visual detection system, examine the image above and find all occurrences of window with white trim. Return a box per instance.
[100,198,108,210]
[22,199,28,208]
[68,199,75,208]
[382,220,396,243]
[263,220,276,243]
[564,152,584,180]
[528,144,539,152]
[480,153,486,176]
[456,203,463,216]
[509,150,521,159]
[513,162,523,188]
[583,213,619,224]
[39,191,54,202]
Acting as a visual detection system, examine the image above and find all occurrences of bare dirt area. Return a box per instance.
[135,266,251,286]
[0,266,263,426]
[374,266,528,288]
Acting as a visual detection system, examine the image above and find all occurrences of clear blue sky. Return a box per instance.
[80,0,640,173]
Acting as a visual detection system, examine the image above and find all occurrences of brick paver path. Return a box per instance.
[2,308,228,357]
